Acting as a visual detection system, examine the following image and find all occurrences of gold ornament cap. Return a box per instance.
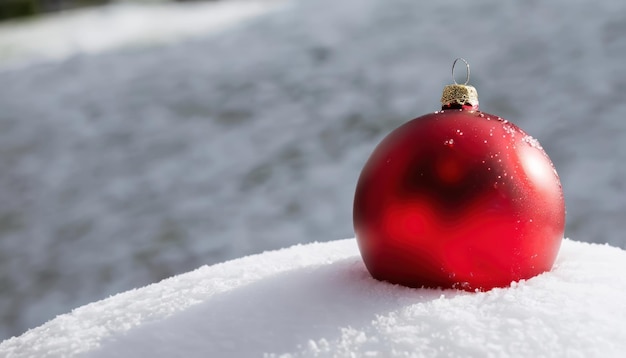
[440,58,479,108]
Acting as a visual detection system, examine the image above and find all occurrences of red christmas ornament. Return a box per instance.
[353,59,565,291]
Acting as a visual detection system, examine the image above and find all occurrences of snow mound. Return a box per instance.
[2,239,625,357]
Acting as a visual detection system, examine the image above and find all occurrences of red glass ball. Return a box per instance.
[353,108,565,291]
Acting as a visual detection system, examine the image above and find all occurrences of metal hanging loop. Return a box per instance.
[452,58,470,85]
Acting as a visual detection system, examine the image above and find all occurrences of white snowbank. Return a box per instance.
[1,238,625,357]
[0,0,285,70]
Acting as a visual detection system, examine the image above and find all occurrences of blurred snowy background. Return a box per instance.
[1,0,625,341]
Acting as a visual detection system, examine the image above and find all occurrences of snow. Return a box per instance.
[0,0,285,70]
[1,238,626,357]
[2,0,626,342]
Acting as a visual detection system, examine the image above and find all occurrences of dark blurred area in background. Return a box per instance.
[0,0,212,21]
[0,0,109,20]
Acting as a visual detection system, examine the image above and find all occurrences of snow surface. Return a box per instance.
[0,0,285,70]
[2,0,626,341]
[1,238,626,357]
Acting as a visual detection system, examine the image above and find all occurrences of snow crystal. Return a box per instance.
[522,135,544,151]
